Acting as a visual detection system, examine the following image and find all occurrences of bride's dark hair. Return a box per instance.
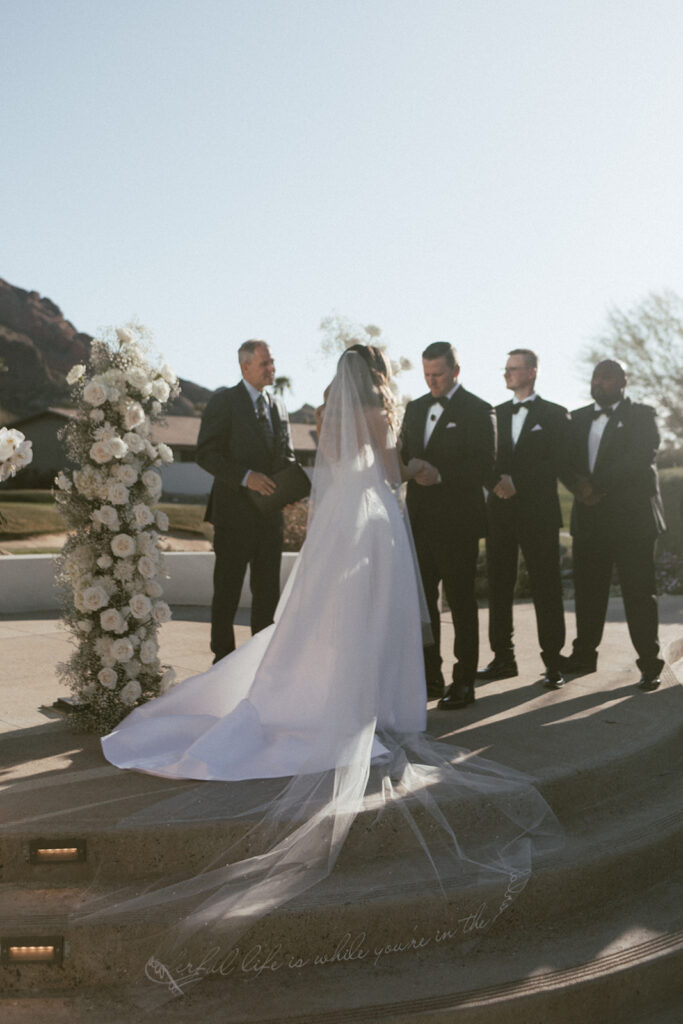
[341,344,397,428]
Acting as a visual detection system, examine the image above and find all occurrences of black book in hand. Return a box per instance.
[247,462,311,514]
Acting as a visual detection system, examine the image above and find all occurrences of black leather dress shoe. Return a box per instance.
[559,652,597,674]
[476,658,518,682]
[438,685,475,710]
[427,678,445,700]
[542,669,565,690]
[637,674,661,692]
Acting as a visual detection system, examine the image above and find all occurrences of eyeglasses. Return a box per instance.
[503,366,527,375]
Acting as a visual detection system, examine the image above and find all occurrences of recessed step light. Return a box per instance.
[1,936,65,965]
[27,839,87,864]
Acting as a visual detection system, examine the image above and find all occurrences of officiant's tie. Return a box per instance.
[256,393,274,452]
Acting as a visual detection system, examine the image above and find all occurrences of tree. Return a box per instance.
[318,314,413,404]
[586,290,683,444]
[272,375,292,397]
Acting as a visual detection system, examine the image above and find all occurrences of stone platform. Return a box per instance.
[1,598,682,1023]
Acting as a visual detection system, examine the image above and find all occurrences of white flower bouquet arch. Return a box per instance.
[55,325,181,733]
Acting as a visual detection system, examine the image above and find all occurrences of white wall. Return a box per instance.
[0,552,298,614]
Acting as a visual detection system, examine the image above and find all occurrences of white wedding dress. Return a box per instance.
[91,352,560,1003]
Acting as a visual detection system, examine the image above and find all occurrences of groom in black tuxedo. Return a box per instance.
[561,360,666,690]
[479,349,572,690]
[401,342,496,708]
[196,340,295,662]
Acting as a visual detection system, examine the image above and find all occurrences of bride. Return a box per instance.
[93,345,560,1001]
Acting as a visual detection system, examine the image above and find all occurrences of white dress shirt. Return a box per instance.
[511,392,537,448]
[424,383,460,448]
[588,400,620,473]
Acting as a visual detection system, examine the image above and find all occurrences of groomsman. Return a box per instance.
[401,342,496,708]
[478,350,571,690]
[561,360,666,690]
[196,340,295,662]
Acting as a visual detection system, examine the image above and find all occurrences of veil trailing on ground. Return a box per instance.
[77,348,562,1008]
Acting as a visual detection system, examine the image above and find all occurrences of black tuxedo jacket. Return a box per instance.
[400,385,496,538]
[488,396,572,530]
[196,381,295,530]
[569,397,666,540]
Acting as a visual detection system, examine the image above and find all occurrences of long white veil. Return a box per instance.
[76,349,562,1008]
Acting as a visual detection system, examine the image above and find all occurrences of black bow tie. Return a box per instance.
[431,396,450,408]
[512,400,533,414]
[591,406,614,420]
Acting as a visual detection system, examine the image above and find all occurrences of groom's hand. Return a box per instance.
[246,471,277,495]
[414,462,440,486]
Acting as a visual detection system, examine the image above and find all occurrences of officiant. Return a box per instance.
[196,339,296,663]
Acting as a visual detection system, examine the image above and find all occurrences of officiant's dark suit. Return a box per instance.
[401,342,496,706]
[564,360,666,689]
[484,373,572,686]
[196,341,295,662]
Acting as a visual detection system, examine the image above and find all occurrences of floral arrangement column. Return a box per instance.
[55,325,181,734]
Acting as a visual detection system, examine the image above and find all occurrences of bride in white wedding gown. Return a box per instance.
[92,346,560,1002]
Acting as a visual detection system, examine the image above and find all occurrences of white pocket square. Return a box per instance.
[617,421,624,428]
[531,424,543,432]
[446,422,457,429]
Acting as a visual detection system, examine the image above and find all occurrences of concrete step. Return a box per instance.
[1,870,681,1023]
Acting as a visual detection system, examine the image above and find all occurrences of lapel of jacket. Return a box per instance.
[497,401,514,471]
[575,404,594,477]
[593,398,629,476]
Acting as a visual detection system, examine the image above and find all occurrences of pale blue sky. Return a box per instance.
[2,0,682,411]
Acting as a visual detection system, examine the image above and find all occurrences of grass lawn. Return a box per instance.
[0,491,211,538]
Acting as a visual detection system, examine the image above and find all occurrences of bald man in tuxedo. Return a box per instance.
[561,360,666,691]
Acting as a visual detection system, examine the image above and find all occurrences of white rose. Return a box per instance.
[123,431,146,454]
[130,593,153,619]
[133,502,155,528]
[151,378,170,402]
[66,363,86,385]
[96,554,114,570]
[107,481,130,505]
[139,639,158,664]
[106,436,128,459]
[120,679,142,705]
[116,327,135,344]
[137,531,159,555]
[152,601,172,624]
[77,619,93,633]
[93,506,120,531]
[111,638,135,662]
[124,659,142,679]
[90,409,105,422]
[90,440,113,465]
[142,469,162,497]
[98,667,118,689]
[111,533,136,558]
[123,401,146,430]
[100,607,126,633]
[145,579,163,598]
[55,471,72,491]
[137,555,157,578]
[115,464,138,486]
[160,363,177,386]
[160,668,177,693]
[83,380,107,407]
[157,442,173,465]
[81,585,109,611]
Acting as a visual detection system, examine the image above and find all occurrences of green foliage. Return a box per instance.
[586,290,683,442]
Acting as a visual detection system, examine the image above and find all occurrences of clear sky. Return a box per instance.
[2,0,682,412]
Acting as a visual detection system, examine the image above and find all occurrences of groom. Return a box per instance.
[401,342,496,708]
[196,340,295,662]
